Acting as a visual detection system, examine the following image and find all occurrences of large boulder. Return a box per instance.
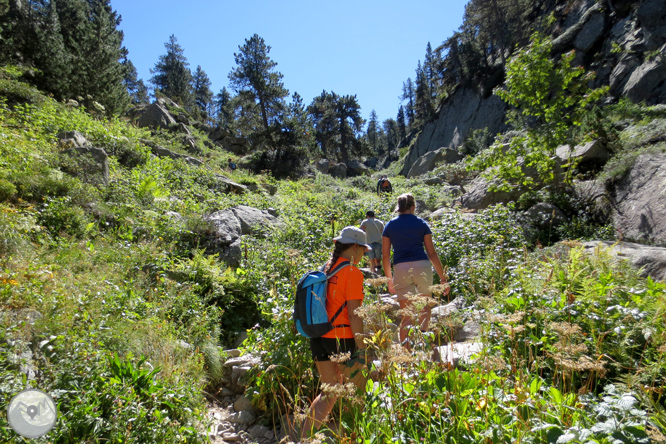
[314,159,330,174]
[556,140,612,171]
[204,206,283,267]
[57,130,90,148]
[205,210,243,267]
[136,103,176,129]
[346,160,370,177]
[461,176,522,210]
[407,147,461,178]
[62,147,109,186]
[214,175,249,195]
[611,153,666,246]
[583,241,666,282]
[401,87,507,176]
[230,205,282,236]
[521,202,568,244]
[329,162,347,179]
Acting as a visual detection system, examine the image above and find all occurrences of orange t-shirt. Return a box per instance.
[322,257,365,339]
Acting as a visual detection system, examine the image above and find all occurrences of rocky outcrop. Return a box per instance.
[622,45,666,104]
[556,140,612,173]
[400,1,666,177]
[583,241,666,282]
[407,147,461,178]
[460,176,523,210]
[140,139,202,166]
[62,147,109,186]
[611,153,666,246]
[57,130,90,149]
[136,102,176,129]
[329,162,347,179]
[204,206,283,267]
[401,87,507,176]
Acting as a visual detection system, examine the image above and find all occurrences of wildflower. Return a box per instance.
[330,352,351,364]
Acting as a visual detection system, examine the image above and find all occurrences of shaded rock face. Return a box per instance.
[401,87,507,176]
[346,159,370,177]
[622,47,666,105]
[611,153,666,246]
[329,162,347,178]
[407,147,461,178]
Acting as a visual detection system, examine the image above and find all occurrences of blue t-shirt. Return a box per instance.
[382,214,432,265]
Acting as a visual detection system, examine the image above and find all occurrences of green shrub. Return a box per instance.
[37,196,90,238]
[0,179,16,201]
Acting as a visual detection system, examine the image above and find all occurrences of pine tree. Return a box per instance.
[284,92,315,154]
[308,91,364,163]
[54,0,129,114]
[401,78,415,129]
[383,118,398,158]
[397,106,407,142]
[122,56,149,105]
[214,87,233,129]
[228,34,289,148]
[414,61,434,124]
[150,34,193,107]
[33,0,71,97]
[308,90,338,159]
[192,65,213,122]
[424,42,439,100]
[366,110,380,155]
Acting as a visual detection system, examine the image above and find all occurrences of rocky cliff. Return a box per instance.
[401,0,666,177]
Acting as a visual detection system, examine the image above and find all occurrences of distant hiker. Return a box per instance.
[377,175,392,195]
[382,193,449,349]
[360,210,385,273]
[300,226,369,440]
[228,158,237,171]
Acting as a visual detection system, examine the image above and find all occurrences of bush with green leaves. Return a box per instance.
[469,32,608,191]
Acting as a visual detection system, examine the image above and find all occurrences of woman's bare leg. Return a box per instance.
[300,360,341,440]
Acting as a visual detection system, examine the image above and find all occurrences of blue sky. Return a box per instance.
[113,0,469,124]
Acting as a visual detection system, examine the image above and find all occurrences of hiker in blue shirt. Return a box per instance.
[382,193,449,348]
[228,158,237,171]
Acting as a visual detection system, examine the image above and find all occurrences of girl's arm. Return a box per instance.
[347,299,366,349]
[424,234,449,294]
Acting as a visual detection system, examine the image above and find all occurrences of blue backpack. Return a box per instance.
[293,260,351,338]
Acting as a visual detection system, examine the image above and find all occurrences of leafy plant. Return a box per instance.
[469,32,608,191]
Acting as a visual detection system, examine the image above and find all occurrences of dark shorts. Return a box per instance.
[310,337,357,362]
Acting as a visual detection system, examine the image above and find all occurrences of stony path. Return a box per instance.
[207,296,480,443]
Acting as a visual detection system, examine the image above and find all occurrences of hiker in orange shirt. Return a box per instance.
[300,226,369,440]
